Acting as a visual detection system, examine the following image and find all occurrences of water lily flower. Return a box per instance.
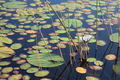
[79,35,92,42]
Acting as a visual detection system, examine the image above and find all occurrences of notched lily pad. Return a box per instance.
[0,46,15,59]
[27,53,64,67]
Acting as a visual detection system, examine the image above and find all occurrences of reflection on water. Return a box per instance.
[0,0,120,80]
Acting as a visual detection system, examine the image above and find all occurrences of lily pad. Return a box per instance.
[20,63,31,70]
[0,37,13,44]
[26,67,39,73]
[0,46,15,59]
[10,43,22,50]
[86,76,99,80]
[110,33,118,43]
[8,74,22,80]
[87,58,96,62]
[2,67,13,73]
[34,70,49,77]
[0,61,11,66]
[76,67,87,74]
[22,75,30,80]
[113,61,120,75]
[3,1,27,8]
[27,53,64,67]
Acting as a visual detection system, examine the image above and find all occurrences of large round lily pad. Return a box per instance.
[0,46,15,59]
[3,1,27,9]
[27,53,64,67]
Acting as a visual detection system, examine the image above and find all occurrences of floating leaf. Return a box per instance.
[19,54,27,58]
[34,70,49,77]
[0,46,15,59]
[10,43,22,50]
[17,60,26,64]
[76,67,87,74]
[86,76,99,80]
[40,78,51,80]
[27,53,64,67]
[87,58,96,62]
[105,54,116,60]
[20,63,31,70]
[110,33,118,43]
[26,67,39,73]
[0,74,9,79]
[27,39,35,42]
[0,61,10,66]
[0,37,13,44]
[90,65,102,70]
[22,75,30,80]
[97,40,106,46]
[94,60,104,66]
[26,30,37,34]
[3,1,27,8]
[2,67,13,73]
[113,61,120,75]
[8,74,22,80]
[12,57,21,61]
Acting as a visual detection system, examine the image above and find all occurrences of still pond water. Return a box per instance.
[0,0,120,80]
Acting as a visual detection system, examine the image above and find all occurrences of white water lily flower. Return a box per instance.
[83,35,92,42]
[79,35,92,42]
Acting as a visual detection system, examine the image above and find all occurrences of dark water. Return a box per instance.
[0,0,120,80]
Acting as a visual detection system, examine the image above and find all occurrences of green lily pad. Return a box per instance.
[17,60,26,64]
[2,67,13,73]
[22,75,30,80]
[34,70,49,77]
[0,46,15,59]
[27,39,35,42]
[0,61,11,66]
[94,60,104,66]
[0,37,13,44]
[40,49,52,53]
[90,65,102,70]
[38,41,49,46]
[26,67,39,73]
[97,40,106,46]
[6,24,16,28]
[27,53,64,67]
[110,33,118,43]
[8,74,22,80]
[87,58,96,62]
[10,43,22,50]
[113,61,120,75]
[86,76,99,80]
[20,63,31,70]
[3,1,27,9]
[49,39,59,44]
[0,74,9,79]
[0,29,11,34]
